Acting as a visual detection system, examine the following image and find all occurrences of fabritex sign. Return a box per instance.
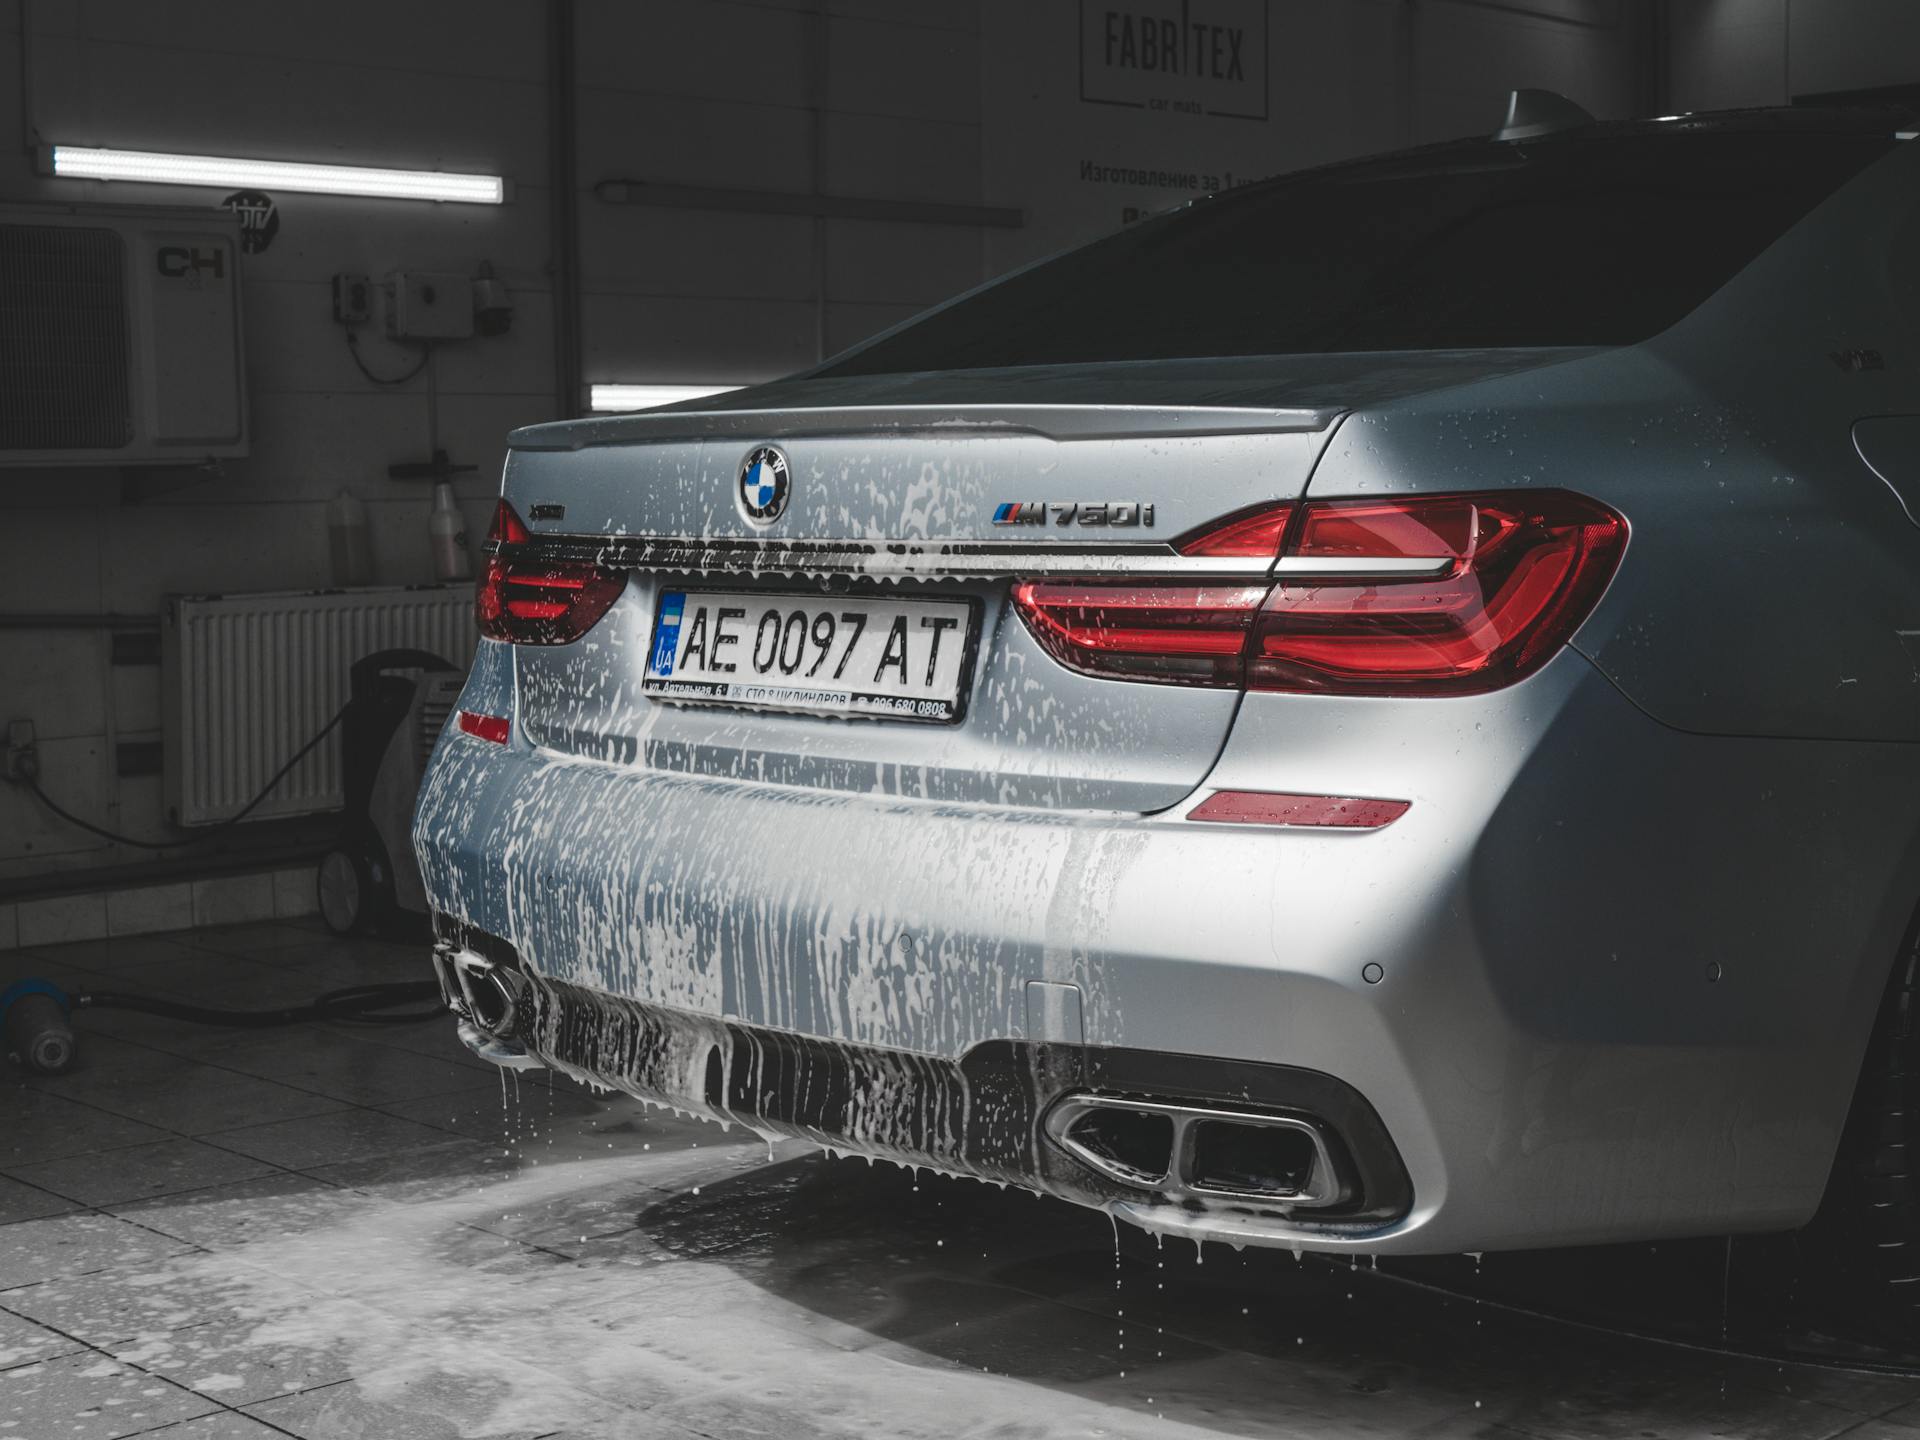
[1080,0,1268,121]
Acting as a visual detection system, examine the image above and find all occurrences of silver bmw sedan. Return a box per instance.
[414,102,1920,1305]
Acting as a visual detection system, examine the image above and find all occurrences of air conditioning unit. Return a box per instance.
[0,201,248,466]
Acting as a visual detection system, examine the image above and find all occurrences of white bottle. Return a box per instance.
[327,488,373,586]
[429,481,472,582]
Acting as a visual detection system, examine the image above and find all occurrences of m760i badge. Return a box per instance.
[992,501,1156,527]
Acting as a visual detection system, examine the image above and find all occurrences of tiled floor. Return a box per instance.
[4,918,1920,1439]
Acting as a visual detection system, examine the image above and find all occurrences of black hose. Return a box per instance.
[344,328,431,386]
[72,981,445,1027]
[24,703,350,851]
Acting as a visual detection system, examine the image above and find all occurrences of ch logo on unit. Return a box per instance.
[737,445,791,526]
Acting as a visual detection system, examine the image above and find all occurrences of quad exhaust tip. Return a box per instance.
[1044,1094,1347,1209]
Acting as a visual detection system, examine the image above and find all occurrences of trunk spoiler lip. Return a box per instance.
[507,403,1341,452]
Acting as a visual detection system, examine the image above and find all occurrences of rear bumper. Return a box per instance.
[430,930,1413,1233]
[413,639,1920,1254]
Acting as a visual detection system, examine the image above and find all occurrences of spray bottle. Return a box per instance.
[429,481,472,582]
[328,488,373,586]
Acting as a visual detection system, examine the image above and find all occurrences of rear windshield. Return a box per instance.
[819,131,1893,375]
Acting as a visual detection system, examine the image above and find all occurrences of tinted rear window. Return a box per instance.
[820,132,1892,375]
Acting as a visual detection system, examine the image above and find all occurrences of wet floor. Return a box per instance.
[5,918,1920,1439]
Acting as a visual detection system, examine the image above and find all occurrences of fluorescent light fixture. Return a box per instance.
[48,145,504,204]
[590,384,742,412]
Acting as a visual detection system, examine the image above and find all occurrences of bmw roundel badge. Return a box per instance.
[736,444,790,526]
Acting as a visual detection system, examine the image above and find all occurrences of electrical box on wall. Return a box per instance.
[0,202,248,466]
[331,272,372,325]
[385,271,474,340]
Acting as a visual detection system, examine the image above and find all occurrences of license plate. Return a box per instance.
[643,589,976,722]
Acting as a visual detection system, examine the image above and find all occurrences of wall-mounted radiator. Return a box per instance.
[163,584,477,826]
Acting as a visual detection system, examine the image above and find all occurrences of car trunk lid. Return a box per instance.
[499,352,1591,812]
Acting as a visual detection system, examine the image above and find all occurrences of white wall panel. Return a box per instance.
[581,292,819,382]
[582,209,818,302]
[0,737,112,875]
[1787,0,1920,98]
[1669,0,1789,109]
[823,218,983,306]
[826,14,982,123]
[35,0,543,81]
[430,299,559,397]
[822,112,983,203]
[578,0,813,108]
[1266,0,1407,160]
[576,87,814,192]
[828,0,978,30]
[3,507,106,610]
[0,634,106,741]
[1668,0,1919,111]
[96,503,338,609]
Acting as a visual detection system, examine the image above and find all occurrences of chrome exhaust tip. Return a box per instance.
[432,944,543,1070]
[1043,1094,1347,1208]
[446,948,524,1039]
[455,1017,546,1071]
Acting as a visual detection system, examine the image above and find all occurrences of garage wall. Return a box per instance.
[0,0,556,900]
[1669,0,1920,110]
[983,0,1642,273]
[0,0,1643,903]
[573,2,990,387]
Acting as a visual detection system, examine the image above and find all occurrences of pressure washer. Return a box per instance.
[315,647,464,936]
[5,648,464,1078]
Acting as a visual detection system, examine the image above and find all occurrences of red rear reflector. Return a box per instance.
[1190,791,1410,829]
[457,710,510,744]
[476,500,627,646]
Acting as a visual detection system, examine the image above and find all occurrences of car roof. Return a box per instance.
[1583,101,1917,139]
[1202,100,1913,209]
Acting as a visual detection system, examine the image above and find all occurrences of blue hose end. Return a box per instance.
[1,980,77,1075]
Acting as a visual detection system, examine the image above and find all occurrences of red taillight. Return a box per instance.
[1177,502,1295,558]
[476,500,627,646]
[1250,492,1624,695]
[457,710,510,744]
[1008,490,1624,695]
[1010,582,1269,686]
[489,498,530,546]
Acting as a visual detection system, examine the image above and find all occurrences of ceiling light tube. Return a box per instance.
[589,384,742,412]
[45,145,505,204]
